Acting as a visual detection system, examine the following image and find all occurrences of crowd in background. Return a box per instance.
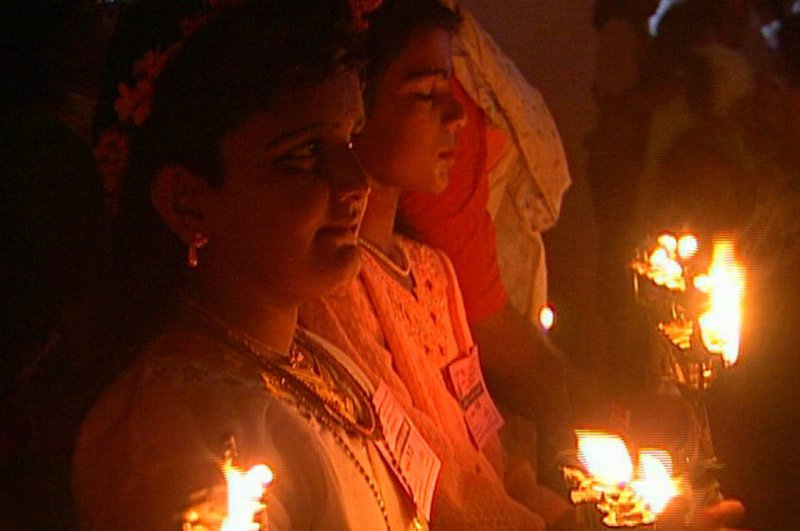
[588,1,800,527]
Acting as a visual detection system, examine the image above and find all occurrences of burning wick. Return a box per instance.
[564,430,680,527]
[182,442,274,531]
[221,459,274,531]
[539,304,556,332]
[677,234,698,260]
[694,239,744,366]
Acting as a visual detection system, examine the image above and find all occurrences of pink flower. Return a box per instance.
[349,0,383,30]
[113,79,154,126]
[133,49,172,81]
[93,128,131,215]
[179,14,209,38]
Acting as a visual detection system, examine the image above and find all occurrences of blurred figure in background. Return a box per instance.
[0,0,111,401]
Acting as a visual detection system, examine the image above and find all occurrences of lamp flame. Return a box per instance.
[694,239,744,365]
[631,450,679,515]
[221,460,274,531]
[677,234,698,260]
[569,431,680,526]
[577,430,633,485]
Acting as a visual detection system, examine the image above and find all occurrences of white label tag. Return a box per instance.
[373,381,441,523]
[446,347,505,450]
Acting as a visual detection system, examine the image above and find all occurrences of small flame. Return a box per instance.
[221,460,274,531]
[567,431,680,526]
[677,234,698,260]
[539,304,556,331]
[648,248,685,291]
[657,232,678,254]
[694,239,745,365]
[576,430,633,485]
[631,450,679,514]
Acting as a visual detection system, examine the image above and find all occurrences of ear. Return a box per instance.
[151,165,213,246]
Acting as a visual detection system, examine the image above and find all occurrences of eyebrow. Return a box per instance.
[266,122,326,149]
[401,67,451,82]
[266,114,365,149]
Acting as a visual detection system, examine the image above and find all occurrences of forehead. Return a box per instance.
[271,69,364,127]
[384,27,453,83]
[220,69,363,158]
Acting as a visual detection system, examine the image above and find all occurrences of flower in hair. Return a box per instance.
[349,0,383,30]
[114,79,154,126]
[113,43,181,126]
[93,127,130,215]
[93,0,245,215]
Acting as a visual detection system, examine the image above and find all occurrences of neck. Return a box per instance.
[186,273,298,353]
[359,180,401,253]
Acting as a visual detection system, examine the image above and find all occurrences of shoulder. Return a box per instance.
[73,325,342,530]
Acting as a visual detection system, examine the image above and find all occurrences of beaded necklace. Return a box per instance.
[180,296,393,529]
[359,237,412,278]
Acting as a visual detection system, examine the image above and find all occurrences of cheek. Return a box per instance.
[213,182,329,258]
[259,182,330,245]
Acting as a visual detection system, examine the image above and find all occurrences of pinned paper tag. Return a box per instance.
[373,381,441,523]
[446,347,504,449]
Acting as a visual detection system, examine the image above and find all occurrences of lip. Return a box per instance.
[316,223,359,245]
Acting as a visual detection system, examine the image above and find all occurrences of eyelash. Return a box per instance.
[276,133,359,172]
[275,140,320,171]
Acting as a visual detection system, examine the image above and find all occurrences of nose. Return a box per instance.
[330,145,370,207]
[443,91,467,133]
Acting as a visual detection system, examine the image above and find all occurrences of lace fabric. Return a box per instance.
[301,237,546,529]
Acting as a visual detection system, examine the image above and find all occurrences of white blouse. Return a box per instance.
[72,321,416,530]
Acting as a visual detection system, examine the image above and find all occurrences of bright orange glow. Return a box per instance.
[539,305,555,331]
[694,239,745,365]
[567,431,680,526]
[631,450,679,515]
[677,234,699,260]
[648,247,685,291]
[576,430,633,485]
[657,232,678,254]
[221,461,274,531]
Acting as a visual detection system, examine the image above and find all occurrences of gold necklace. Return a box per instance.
[180,296,379,439]
[179,297,430,530]
[359,237,412,278]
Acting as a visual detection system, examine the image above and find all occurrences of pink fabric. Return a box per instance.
[299,238,545,529]
[398,78,508,324]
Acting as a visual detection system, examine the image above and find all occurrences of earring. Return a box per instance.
[187,232,208,268]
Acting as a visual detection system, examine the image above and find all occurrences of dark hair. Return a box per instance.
[361,0,461,110]
[779,13,800,84]
[592,0,658,31]
[115,0,362,292]
[592,0,632,30]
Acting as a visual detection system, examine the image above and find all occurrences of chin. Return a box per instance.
[426,170,450,195]
[313,244,361,294]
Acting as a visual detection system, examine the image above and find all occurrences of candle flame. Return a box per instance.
[647,248,685,291]
[539,304,555,331]
[677,234,698,260]
[567,431,680,526]
[631,450,679,514]
[657,232,678,254]
[694,239,744,365]
[221,460,274,531]
[576,430,633,485]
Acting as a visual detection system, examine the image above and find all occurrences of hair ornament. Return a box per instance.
[349,0,383,30]
[94,1,244,215]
